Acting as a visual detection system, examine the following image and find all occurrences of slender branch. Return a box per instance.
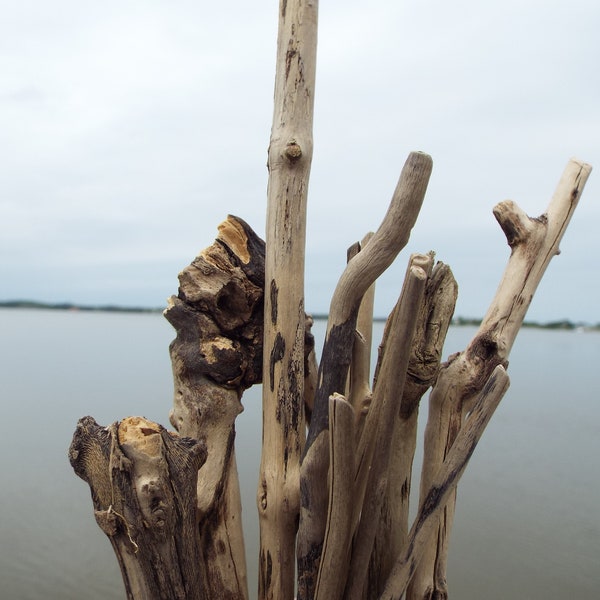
[297,151,433,600]
[345,262,428,600]
[314,394,355,600]
[366,261,457,599]
[259,0,319,598]
[380,366,510,600]
[408,157,592,600]
[348,233,376,427]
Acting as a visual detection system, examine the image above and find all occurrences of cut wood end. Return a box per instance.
[118,417,162,457]
[217,215,250,264]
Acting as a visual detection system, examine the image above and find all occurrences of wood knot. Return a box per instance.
[284,141,302,162]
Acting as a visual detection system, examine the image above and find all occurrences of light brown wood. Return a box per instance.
[381,366,510,600]
[314,393,355,600]
[408,158,592,600]
[348,233,376,432]
[69,416,210,600]
[165,215,267,600]
[345,262,428,600]
[366,259,457,600]
[258,0,319,598]
[297,151,433,600]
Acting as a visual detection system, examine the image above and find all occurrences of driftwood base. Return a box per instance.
[69,416,209,600]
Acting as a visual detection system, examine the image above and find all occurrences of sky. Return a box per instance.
[1,0,599,323]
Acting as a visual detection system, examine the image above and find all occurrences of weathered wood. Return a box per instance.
[258,0,319,597]
[345,261,428,600]
[297,151,433,600]
[381,366,510,600]
[367,260,457,600]
[165,214,267,600]
[348,233,376,429]
[313,393,355,600]
[408,158,592,600]
[69,416,209,600]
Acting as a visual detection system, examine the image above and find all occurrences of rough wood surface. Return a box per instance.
[297,151,433,600]
[345,261,428,600]
[381,366,510,600]
[313,394,355,600]
[69,416,209,600]
[258,0,318,598]
[366,260,457,600]
[165,214,267,600]
[408,157,592,600]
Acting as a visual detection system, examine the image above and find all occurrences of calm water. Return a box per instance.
[0,308,598,599]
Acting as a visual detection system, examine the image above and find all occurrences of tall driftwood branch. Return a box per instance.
[345,260,428,600]
[381,366,510,600]
[69,416,209,600]
[165,214,266,600]
[408,157,592,600]
[297,151,433,600]
[366,260,457,599]
[258,0,318,597]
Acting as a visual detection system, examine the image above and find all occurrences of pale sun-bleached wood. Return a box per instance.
[367,261,457,599]
[408,157,592,600]
[345,263,428,600]
[381,366,510,600]
[259,0,318,598]
[348,232,376,429]
[313,394,355,600]
[297,151,433,600]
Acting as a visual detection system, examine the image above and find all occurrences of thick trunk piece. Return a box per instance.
[165,215,268,600]
[69,416,209,600]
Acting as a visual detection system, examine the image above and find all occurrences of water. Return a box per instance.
[0,309,598,599]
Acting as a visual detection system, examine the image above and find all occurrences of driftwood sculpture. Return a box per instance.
[69,1,592,599]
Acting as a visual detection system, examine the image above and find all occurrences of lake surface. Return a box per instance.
[0,308,598,599]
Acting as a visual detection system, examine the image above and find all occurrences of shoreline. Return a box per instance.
[1,300,598,331]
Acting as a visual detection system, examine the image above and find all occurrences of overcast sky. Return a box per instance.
[1,0,598,323]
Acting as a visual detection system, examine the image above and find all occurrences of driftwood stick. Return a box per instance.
[313,394,355,600]
[258,0,318,597]
[380,366,510,600]
[165,215,266,600]
[297,151,433,600]
[408,157,592,600]
[367,261,457,599]
[348,233,376,428]
[345,262,428,600]
[69,416,209,600]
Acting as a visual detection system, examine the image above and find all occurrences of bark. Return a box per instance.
[297,151,433,600]
[258,0,318,598]
[408,157,592,600]
[69,416,209,600]
[380,366,510,600]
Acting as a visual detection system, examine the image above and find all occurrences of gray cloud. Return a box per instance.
[1,0,598,322]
